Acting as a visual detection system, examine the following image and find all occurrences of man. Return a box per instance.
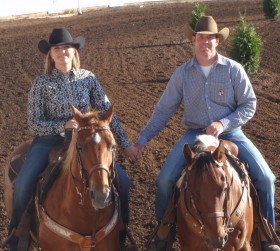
[134,16,278,250]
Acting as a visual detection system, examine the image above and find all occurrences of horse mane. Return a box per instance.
[63,109,102,173]
[193,153,223,185]
[191,135,223,184]
[191,134,219,153]
[63,130,78,173]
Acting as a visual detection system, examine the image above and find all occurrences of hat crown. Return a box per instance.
[49,28,74,45]
[195,16,218,33]
[38,27,85,54]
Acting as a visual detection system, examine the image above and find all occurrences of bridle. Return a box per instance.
[185,151,234,248]
[72,125,116,206]
[36,124,120,251]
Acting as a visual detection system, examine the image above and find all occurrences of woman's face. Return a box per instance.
[50,44,76,69]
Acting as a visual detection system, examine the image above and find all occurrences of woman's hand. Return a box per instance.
[123,144,143,163]
[65,118,78,129]
[134,143,145,160]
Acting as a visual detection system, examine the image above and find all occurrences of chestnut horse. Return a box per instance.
[4,104,121,251]
[177,135,254,251]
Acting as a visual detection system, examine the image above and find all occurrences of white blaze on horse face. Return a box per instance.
[93,132,101,144]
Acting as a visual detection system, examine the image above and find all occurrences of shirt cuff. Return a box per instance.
[136,135,148,146]
[219,118,229,131]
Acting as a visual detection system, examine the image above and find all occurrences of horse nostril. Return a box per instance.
[224,233,228,242]
[89,185,111,209]
[104,185,110,194]
[219,233,228,247]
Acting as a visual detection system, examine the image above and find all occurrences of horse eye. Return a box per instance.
[76,143,83,151]
[110,144,117,152]
[192,191,200,200]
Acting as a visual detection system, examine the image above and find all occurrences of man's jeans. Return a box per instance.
[8,135,131,247]
[155,128,276,227]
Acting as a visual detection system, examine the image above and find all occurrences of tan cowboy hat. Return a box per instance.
[38,27,85,54]
[186,16,229,43]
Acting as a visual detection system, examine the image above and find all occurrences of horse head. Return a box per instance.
[66,104,116,210]
[183,136,232,249]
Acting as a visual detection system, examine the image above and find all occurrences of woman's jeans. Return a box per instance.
[155,128,276,227]
[8,135,131,247]
[116,163,131,226]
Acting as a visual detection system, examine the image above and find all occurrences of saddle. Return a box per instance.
[146,140,280,251]
[3,139,68,251]
[9,140,67,202]
[7,139,138,251]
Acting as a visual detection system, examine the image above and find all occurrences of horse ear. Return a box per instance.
[183,143,195,165]
[102,105,114,123]
[69,103,83,121]
[213,140,225,163]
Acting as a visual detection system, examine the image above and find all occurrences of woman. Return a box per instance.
[7,27,136,251]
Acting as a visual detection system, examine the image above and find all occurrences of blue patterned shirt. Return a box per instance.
[28,68,131,149]
[137,53,257,145]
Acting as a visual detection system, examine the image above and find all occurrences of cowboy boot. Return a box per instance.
[146,235,167,251]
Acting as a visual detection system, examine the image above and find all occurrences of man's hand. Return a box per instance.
[204,121,224,137]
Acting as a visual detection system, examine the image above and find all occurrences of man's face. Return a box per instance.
[192,33,220,62]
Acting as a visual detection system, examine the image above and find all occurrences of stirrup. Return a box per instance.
[119,243,138,251]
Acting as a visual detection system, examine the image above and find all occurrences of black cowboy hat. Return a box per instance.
[186,16,229,43]
[38,27,85,54]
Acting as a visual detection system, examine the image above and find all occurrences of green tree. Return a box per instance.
[188,2,206,29]
[229,16,263,74]
[263,0,280,19]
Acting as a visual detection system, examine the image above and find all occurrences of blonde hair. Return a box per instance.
[44,47,81,75]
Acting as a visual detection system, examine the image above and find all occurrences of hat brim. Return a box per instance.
[38,36,85,54]
[186,26,229,43]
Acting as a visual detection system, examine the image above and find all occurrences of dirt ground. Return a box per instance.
[0,0,279,250]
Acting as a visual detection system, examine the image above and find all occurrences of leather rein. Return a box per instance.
[74,125,116,206]
[180,151,250,244]
[36,125,120,251]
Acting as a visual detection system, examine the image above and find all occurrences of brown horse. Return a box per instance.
[177,135,254,251]
[4,104,121,251]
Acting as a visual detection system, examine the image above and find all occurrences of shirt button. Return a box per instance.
[208,106,211,109]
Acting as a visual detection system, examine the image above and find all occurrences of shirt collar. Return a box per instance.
[216,53,227,66]
[187,53,227,69]
[51,68,78,82]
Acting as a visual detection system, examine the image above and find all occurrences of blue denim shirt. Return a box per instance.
[137,53,256,145]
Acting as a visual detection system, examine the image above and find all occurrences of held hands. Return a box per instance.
[65,119,146,163]
[204,121,224,138]
[123,143,145,163]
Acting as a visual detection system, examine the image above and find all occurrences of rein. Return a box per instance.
[72,125,116,205]
[182,151,249,241]
[37,124,119,251]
